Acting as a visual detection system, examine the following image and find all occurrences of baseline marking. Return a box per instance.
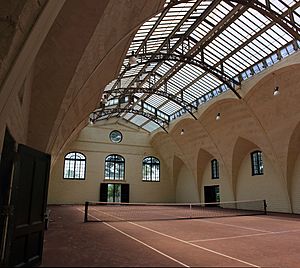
[188,229,300,243]
[196,218,272,233]
[252,215,300,223]
[84,207,260,267]
[128,221,260,268]
[77,208,189,267]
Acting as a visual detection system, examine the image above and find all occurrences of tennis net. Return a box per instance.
[84,199,267,222]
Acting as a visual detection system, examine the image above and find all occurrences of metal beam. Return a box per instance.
[123,52,242,99]
[107,87,198,120]
[90,107,169,133]
[229,0,300,40]
[111,0,204,91]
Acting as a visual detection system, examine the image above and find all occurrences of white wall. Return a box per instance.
[291,153,300,214]
[201,161,234,203]
[236,152,291,212]
[175,163,199,203]
[48,122,175,204]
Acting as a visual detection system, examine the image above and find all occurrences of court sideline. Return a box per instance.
[41,205,300,267]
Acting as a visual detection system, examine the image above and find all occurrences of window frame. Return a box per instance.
[211,159,219,179]
[142,156,160,182]
[63,152,86,180]
[104,154,125,181]
[251,150,264,176]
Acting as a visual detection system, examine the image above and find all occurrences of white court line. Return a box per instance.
[77,208,189,267]
[195,218,272,233]
[84,208,260,267]
[188,229,300,243]
[128,221,260,268]
[252,215,300,223]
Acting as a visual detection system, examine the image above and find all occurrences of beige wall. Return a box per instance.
[292,153,300,214]
[48,120,175,204]
[175,160,199,203]
[0,66,33,153]
[201,161,234,203]
[1,1,300,214]
[151,53,300,214]
[236,152,291,212]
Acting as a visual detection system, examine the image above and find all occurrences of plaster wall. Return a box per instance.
[236,153,291,212]
[48,122,175,204]
[0,68,33,154]
[291,153,300,214]
[151,56,300,214]
[201,162,234,203]
[175,163,199,203]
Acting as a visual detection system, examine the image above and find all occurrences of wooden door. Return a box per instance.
[100,183,108,202]
[204,185,219,206]
[0,129,16,264]
[6,144,51,267]
[121,184,129,203]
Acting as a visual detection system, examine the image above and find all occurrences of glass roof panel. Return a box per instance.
[142,122,160,132]
[129,115,149,126]
[93,0,300,133]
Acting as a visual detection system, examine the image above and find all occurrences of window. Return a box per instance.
[64,152,86,180]
[143,156,160,182]
[109,130,123,143]
[105,154,125,180]
[251,151,264,175]
[211,159,219,179]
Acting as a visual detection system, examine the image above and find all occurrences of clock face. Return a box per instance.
[109,130,123,143]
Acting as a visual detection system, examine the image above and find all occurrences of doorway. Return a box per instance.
[0,129,16,264]
[107,184,121,202]
[204,185,220,204]
[0,135,51,267]
[100,183,129,203]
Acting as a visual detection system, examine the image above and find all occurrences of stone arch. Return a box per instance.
[287,121,300,213]
[244,64,300,101]
[196,148,214,201]
[173,154,199,203]
[169,117,195,135]
[233,137,291,212]
[232,136,260,200]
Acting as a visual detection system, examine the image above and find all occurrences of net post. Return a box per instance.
[189,203,192,218]
[84,201,89,222]
[263,200,267,215]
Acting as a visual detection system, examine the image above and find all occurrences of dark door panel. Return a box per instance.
[121,184,129,203]
[7,144,51,267]
[204,185,219,206]
[0,129,16,263]
[100,183,108,202]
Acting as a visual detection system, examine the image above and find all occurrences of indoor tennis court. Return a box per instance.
[2,0,300,267]
[42,204,300,267]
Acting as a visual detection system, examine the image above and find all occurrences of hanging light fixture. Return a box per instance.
[273,86,280,96]
[180,129,184,135]
[216,112,221,121]
[273,73,280,96]
[129,51,137,65]
[102,92,108,104]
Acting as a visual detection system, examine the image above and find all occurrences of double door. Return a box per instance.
[0,129,50,267]
[204,185,220,205]
[100,183,129,203]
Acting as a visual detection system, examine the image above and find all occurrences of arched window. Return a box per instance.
[105,154,125,180]
[251,150,264,175]
[143,156,160,182]
[64,152,86,180]
[211,159,219,179]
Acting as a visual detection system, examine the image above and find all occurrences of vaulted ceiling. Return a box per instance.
[1,0,300,163]
[92,0,300,133]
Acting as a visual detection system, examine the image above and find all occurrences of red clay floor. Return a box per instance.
[41,205,300,267]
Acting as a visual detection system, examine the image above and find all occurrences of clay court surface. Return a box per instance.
[42,205,300,267]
